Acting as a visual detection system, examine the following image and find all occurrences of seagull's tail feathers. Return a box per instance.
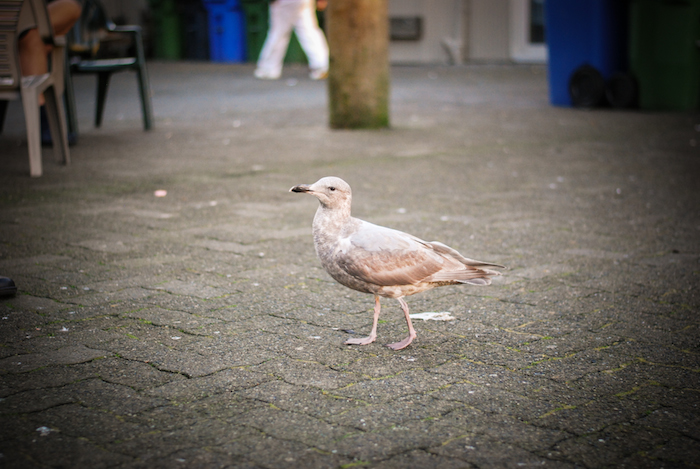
[428,266,502,286]
[428,241,505,269]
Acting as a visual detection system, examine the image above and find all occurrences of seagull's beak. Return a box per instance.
[290,184,312,193]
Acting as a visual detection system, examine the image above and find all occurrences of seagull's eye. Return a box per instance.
[329,187,336,192]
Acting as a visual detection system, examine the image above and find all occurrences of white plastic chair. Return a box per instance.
[0,0,70,177]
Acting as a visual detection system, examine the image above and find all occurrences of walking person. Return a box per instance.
[254,0,329,80]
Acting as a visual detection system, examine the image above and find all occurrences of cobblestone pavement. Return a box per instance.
[1,62,699,468]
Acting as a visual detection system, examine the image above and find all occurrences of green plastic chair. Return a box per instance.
[65,0,153,132]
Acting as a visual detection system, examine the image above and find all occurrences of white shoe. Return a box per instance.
[309,69,328,80]
[254,69,281,80]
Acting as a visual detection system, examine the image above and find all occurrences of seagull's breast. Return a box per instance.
[337,236,353,254]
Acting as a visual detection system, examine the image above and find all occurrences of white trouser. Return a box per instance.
[255,0,329,78]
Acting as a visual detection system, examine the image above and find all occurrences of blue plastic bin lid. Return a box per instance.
[201,0,240,7]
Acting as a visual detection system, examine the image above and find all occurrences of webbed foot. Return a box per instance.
[344,336,376,346]
[385,335,415,350]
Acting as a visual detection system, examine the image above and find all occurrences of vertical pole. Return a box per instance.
[326,0,390,129]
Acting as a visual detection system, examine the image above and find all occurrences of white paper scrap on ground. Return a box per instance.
[409,312,455,321]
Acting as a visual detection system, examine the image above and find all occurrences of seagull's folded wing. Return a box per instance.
[334,221,455,287]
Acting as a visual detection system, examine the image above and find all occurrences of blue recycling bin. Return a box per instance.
[545,0,629,106]
[202,0,246,62]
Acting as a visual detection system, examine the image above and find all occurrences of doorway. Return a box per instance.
[509,0,547,63]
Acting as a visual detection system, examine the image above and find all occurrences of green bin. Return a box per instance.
[629,0,700,110]
[284,33,307,64]
[240,0,307,63]
[149,0,183,59]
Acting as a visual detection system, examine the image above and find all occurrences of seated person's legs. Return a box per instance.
[18,0,82,106]
[47,0,81,36]
[18,0,81,145]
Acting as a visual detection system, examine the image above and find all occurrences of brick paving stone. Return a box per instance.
[433,434,570,468]
[332,395,459,432]
[373,449,473,469]
[216,433,354,469]
[549,425,671,468]
[0,434,133,468]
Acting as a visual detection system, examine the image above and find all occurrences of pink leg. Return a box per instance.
[345,295,380,346]
[386,297,416,350]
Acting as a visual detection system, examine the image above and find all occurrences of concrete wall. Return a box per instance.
[388,0,464,64]
[468,0,510,62]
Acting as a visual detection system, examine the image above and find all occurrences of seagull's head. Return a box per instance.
[290,176,352,210]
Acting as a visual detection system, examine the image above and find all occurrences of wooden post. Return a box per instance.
[326,0,390,129]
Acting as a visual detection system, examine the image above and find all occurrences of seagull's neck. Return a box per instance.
[312,203,351,248]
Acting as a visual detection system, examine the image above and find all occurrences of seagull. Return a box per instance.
[290,176,504,350]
